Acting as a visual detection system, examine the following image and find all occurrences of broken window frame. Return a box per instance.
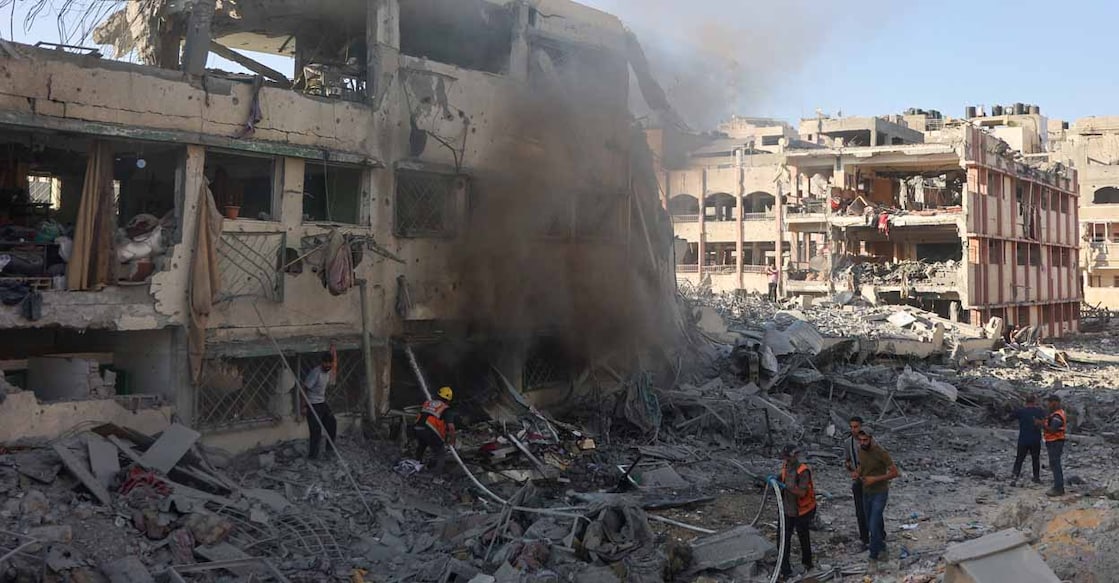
[205,149,281,223]
[302,160,369,226]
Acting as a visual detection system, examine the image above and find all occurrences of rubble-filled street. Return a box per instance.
[4,289,1119,582]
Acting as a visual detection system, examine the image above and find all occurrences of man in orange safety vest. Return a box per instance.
[776,444,816,579]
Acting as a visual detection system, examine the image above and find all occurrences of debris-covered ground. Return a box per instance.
[3,291,1119,582]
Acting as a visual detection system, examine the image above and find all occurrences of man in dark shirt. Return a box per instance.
[1010,395,1045,486]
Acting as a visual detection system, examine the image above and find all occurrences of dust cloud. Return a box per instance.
[587,0,893,129]
[451,44,679,371]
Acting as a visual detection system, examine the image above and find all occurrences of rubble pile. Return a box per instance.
[834,259,959,287]
[4,295,1119,582]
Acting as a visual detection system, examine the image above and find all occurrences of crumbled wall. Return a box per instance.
[0,49,373,155]
[0,391,171,443]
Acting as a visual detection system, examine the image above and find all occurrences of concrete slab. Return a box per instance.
[690,525,774,572]
[944,529,1060,583]
[140,423,201,474]
[100,556,155,583]
[635,466,689,489]
[242,487,292,512]
[194,543,265,578]
[52,443,112,506]
[888,312,918,328]
[86,435,121,489]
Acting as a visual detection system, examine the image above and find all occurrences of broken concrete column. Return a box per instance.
[368,0,401,108]
[508,1,531,81]
[181,0,215,75]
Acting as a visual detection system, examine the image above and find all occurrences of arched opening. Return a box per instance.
[704,192,736,222]
[1094,187,1119,205]
[668,194,699,221]
[742,191,776,216]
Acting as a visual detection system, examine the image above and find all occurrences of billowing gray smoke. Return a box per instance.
[584,0,892,129]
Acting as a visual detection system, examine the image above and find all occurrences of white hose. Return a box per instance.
[769,478,786,583]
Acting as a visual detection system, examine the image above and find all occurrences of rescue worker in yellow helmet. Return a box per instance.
[413,386,457,475]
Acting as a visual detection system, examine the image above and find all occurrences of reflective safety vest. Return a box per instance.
[780,462,818,516]
[416,399,449,439]
[1043,409,1067,442]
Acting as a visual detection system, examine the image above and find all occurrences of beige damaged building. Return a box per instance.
[652,113,1081,338]
[0,0,679,449]
[1050,116,1119,308]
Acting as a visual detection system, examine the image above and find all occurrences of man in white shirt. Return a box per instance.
[302,352,337,460]
[844,415,869,550]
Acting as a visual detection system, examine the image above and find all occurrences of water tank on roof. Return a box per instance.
[1014,103,1026,115]
[1029,105,1041,115]
[992,105,1004,116]
[965,106,977,118]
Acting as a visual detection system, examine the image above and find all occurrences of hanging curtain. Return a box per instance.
[67,141,115,290]
[188,182,224,381]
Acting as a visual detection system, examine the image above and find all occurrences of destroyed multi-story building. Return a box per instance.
[0,0,679,448]
[1050,116,1119,307]
[653,112,1082,337]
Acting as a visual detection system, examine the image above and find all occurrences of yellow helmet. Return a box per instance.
[438,386,454,401]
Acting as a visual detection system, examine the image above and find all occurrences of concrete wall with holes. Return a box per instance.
[0,1,662,439]
[0,48,374,156]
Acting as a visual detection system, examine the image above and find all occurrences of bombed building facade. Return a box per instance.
[1049,116,1119,308]
[654,114,1081,338]
[0,0,679,449]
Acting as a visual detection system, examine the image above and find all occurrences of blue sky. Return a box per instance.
[2,0,1113,128]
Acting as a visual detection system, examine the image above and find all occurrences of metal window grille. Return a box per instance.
[217,231,286,302]
[195,356,284,429]
[27,176,55,206]
[395,171,461,237]
[523,341,571,391]
[298,350,366,414]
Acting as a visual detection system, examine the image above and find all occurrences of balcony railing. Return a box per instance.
[671,214,699,223]
[676,264,699,273]
[742,212,774,221]
[742,265,768,274]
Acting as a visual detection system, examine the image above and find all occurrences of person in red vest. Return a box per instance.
[413,386,457,477]
[776,444,816,579]
[1036,394,1067,496]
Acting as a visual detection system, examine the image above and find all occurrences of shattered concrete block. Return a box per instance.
[45,544,84,572]
[15,452,62,484]
[635,466,689,489]
[689,525,773,572]
[184,512,234,546]
[28,525,73,544]
[86,435,121,489]
[139,423,201,474]
[99,556,155,583]
[888,312,918,328]
[19,489,50,522]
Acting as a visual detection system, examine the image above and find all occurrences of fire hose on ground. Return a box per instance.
[407,343,785,579]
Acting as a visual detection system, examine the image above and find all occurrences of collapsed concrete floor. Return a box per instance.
[3,294,1119,582]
